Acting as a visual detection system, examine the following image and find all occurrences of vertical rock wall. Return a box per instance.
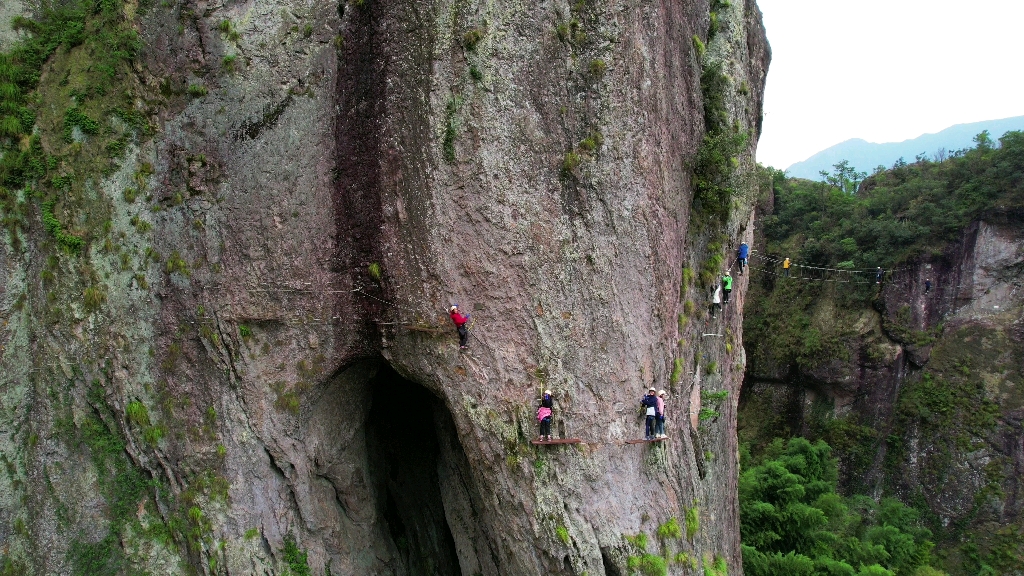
[0,0,768,574]
[741,210,1024,572]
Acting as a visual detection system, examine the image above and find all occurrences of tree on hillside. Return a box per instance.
[973,130,992,151]
[819,160,868,195]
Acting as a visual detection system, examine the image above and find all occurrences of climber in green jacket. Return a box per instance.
[722,272,733,305]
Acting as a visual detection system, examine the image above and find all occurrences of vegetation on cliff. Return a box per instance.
[0,0,174,573]
[691,62,748,230]
[0,0,145,244]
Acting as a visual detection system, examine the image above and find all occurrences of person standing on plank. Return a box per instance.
[925,278,932,294]
[737,243,749,274]
[722,272,733,305]
[876,267,883,284]
[449,305,470,349]
[783,257,791,277]
[537,389,554,441]
[655,390,667,438]
[641,387,659,440]
[710,283,722,318]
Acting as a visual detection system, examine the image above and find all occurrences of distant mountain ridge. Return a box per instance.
[785,116,1024,180]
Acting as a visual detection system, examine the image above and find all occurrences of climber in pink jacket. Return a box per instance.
[655,390,667,438]
[537,390,554,441]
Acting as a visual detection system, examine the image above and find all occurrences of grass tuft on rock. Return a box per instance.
[657,517,683,540]
[627,554,667,576]
[282,535,311,576]
[462,28,485,51]
[685,506,699,540]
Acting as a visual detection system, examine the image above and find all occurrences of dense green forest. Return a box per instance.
[739,131,1024,576]
[741,439,941,576]
[760,130,1024,271]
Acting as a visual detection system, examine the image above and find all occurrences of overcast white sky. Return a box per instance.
[755,0,1024,169]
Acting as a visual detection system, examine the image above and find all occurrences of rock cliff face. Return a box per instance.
[0,0,768,574]
[741,211,1024,570]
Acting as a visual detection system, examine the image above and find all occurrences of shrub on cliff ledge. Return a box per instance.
[42,200,83,253]
[217,19,240,41]
[704,556,728,576]
[685,506,700,540]
[282,535,311,576]
[692,35,706,59]
[462,28,485,51]
[670,358,684,385]
[561,151,582,174]
[657,517,682,540]
[442,97,460,163]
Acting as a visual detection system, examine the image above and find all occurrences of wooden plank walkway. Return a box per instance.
[530,439,583,445]
[624,437,670,445]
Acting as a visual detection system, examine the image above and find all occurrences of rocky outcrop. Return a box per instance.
[0,0,768,574]
[741,212,1024,571]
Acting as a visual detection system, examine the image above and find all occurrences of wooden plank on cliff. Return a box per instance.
[624,438,670,444]
[530,439,582,445]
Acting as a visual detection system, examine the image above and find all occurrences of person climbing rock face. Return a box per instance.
[537,389,554,441]
[876,267,883,284]
[449,305,470,349]
[641,387,659,440]
[783,257,791,277]
[737,242,749,274]
[710,283,722,318]
[925,278,932,294]
[722,272,733,305]
[655,390,667,439]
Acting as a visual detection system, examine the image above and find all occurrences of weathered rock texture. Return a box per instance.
[741,210,1024,572]
[0,0,768,574]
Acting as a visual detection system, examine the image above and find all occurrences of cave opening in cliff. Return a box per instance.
[365,364,465,575]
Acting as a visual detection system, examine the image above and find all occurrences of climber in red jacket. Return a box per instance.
[449,305,470,349]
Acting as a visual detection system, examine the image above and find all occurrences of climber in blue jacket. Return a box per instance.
[737,243,749,274]
[640,388,659,440]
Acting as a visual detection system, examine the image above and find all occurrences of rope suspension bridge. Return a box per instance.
[744,250,913,284]
[742,250,973,313]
